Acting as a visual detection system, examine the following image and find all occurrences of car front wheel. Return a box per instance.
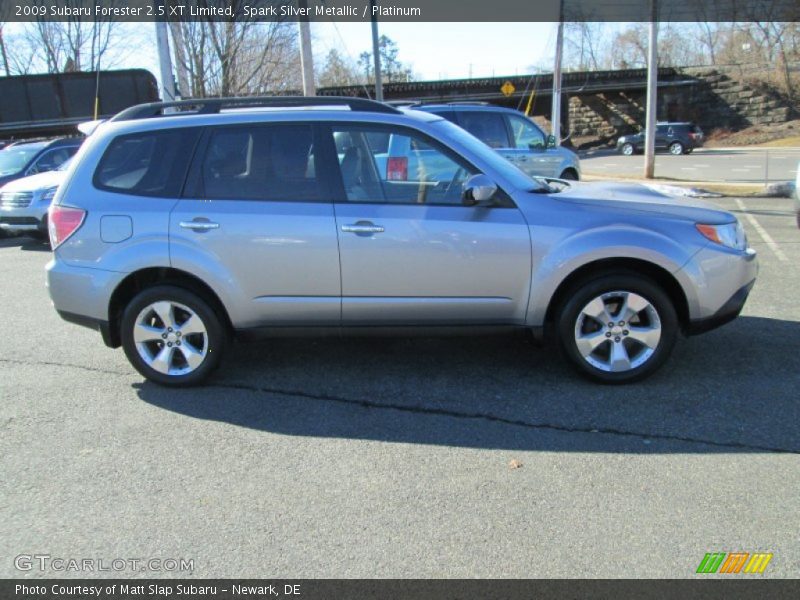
[120,285,225,386]
[621,143,635,156]
[556,274,678,383]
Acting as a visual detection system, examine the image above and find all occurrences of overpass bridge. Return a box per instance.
[318,67,697,135]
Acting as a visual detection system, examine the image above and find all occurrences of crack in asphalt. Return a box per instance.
[2,356,797,454]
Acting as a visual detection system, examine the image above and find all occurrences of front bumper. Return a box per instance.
[686,279,755,335]
[0,203,49,232]
[681,245,758,335]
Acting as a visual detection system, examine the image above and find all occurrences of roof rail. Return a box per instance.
[111,96,401,122]
[385,100,421,107]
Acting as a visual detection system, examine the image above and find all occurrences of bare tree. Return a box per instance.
[169,1,300,98]
[317,49,360,88]
[564,22,609,71]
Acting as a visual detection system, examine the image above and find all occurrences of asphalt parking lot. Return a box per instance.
[1,194,798,579]
[581,147,800,183]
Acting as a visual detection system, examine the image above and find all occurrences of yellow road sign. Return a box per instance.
[501,81,515,97]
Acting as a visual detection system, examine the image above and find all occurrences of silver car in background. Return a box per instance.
[46,97,756,387]
[414,103,581,180]
[0,158,71,239]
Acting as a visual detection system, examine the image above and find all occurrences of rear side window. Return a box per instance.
[94,129,199,197]
[196,123,323,202]
[456,112,510,148]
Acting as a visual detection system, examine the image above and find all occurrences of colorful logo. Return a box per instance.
[696,552,773,574]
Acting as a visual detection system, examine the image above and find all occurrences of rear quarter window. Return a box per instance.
[93,128,200,197]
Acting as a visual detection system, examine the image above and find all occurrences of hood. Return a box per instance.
[548,181,734,224]
[0,169,66,193]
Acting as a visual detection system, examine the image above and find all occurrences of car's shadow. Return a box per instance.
[135,316,799,454]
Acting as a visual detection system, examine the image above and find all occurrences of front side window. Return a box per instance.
[333,125,476,205]
[198,123,322,202]
[507,115,546,150]
[94,129,199,197]
[456,112,510,149]
[29,147,77,175]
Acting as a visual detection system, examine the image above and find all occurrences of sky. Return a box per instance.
[311,22,559,80]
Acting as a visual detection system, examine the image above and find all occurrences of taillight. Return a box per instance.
[48,205,86,248]
[386,157,408,181]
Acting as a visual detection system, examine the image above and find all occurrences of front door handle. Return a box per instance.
[180,219,220,231]
[341,221,385,235]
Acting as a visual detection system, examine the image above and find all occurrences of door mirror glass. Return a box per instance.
[462,174,497,206]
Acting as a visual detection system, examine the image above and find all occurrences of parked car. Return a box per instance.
[412,103,581,180]
[0,138,81,188]
[46,97,757,387]
[0,157,72,240]
[616,122,704,155]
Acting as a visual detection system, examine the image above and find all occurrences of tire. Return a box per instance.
[621,143,635,156]
[685,148,693,154]
[669,141,684,155]
[120,285,226,386]
[556,274,678,384]
[560,169,579,181]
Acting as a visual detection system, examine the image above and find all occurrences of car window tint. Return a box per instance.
[507,114,546,150]
[94,129,199,197]
[333,125,475,205]
[199,124,321,202]
[457,112,510,148]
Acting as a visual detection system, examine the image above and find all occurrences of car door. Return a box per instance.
[325,123,532,326]
[655,125,670,151]
[505,113,561,177]
[170,122,341,327]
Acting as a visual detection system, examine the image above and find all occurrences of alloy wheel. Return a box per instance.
[573,290,662,373]
[133,301,209,376]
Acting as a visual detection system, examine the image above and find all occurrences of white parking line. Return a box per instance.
[731,168,753,172]
[735,199,789,262]
[680,167,698,170]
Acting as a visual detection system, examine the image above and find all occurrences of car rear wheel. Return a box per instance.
[556,274,678,383]
[121,285,225,386]
[621,143,635,156]
[669,142,684,155]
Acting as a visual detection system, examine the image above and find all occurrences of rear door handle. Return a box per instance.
[341,222,385,235]
[179,220,220,231]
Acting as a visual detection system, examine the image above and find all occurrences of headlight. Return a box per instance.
[41,186,58,203]
[696,221,747,251]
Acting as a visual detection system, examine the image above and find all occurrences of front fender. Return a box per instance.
[526,224,703,326]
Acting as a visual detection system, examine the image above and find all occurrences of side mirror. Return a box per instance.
[462,174,498,206]
[546,135,557,149]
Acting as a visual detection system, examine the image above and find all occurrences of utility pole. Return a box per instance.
[297,0,315,96]
[644,2,658,178]
[551,8,564,147]
[370,0,384,101]
[154,0,176,103]
[168,20,190,99]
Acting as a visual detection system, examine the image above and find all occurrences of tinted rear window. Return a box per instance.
[456,112,510,148]
[196,123,323,202]
[94,128,199,197]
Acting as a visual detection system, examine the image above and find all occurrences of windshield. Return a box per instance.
[429,119,548,193]
[0,146,41,177]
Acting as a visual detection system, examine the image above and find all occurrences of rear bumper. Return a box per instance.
[686,279,755,335]
[46,258,124,341]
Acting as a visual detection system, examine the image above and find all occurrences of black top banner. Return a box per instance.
[1,0,799,23]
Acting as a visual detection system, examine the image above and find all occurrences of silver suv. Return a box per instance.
[46,97,758,386]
